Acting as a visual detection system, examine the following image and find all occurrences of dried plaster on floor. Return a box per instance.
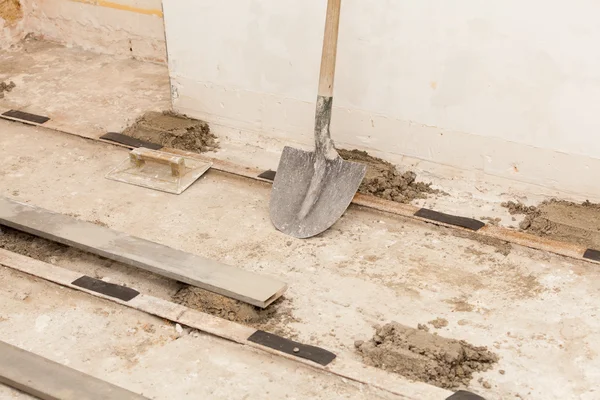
[1,120,600,399]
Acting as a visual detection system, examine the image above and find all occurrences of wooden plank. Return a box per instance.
[0,340,147,400]
[0,248,452,400]
[0,197,287,308]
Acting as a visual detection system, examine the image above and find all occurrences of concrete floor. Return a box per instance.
[0,38,170,137]
[0,267,395,400]
[1,119,600,399]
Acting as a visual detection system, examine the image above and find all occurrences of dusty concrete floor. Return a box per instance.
[0,38,170,137]
[1,120,600,399]
[0,267,395,400]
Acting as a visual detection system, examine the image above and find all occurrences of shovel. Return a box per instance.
[269,0,366,239]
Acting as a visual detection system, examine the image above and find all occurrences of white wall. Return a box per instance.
[163,0,600,197]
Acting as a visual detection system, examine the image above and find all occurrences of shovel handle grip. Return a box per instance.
[129,148,185,177]
[317,0,341,98]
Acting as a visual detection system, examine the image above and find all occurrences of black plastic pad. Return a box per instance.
[414,208,485,231]
[100,132,163,150]
[247,330,336,366]
[2,110,50,124]
[72,276,139,302]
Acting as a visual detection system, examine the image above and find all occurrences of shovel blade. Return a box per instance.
[270,146,366,238]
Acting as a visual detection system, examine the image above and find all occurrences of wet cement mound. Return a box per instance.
[502,199,600,249]
[0,225,69,262]
[338,149,440,203]
[122,111,219,153]
[355,322,498,389]
[172,285,298,337]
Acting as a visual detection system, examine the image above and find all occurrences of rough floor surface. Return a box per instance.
[3,120,600,399]
[0,267,398,400]
[355,322,498,390]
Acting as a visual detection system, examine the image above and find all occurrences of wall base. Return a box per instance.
[172,77,600,200]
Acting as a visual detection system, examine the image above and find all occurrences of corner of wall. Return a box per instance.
[11,0,167,63]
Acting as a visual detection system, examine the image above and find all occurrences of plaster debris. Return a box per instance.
[172,285,299,338]
[355,322,498,389]
[503,199,600,249]
[0,226,68,262]
[0,80,16,99]
[480,216,501,226]
[428,318,449,329]
[481,380,492,389]
[338,149,441,203]
[122,111,219,153]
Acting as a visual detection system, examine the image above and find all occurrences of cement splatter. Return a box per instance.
[480,216,501,226]
[0,0,22,25]
[172,285,298,338]
[444,296,475,312]
[355,322,498,390]
[502,199,600,249]
[453,229,512,256]
[0,81,15,99]
[338,149,441,203]
[122,111,219,153]
[428,317,449,329]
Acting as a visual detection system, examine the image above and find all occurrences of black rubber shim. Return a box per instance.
[100,132,163,150]
[72,276,140,302]
[446,390,486,400]
[2,110,50,124]
[247,330,336,366]
[258,170,276,181]
[414,208,485,231]
[583,249,600,262]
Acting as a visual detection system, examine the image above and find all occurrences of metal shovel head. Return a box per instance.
[270,146,366,238]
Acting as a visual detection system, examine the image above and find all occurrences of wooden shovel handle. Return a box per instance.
[317,0,342,98]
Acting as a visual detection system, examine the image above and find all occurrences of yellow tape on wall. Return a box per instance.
[69,0,163,17]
